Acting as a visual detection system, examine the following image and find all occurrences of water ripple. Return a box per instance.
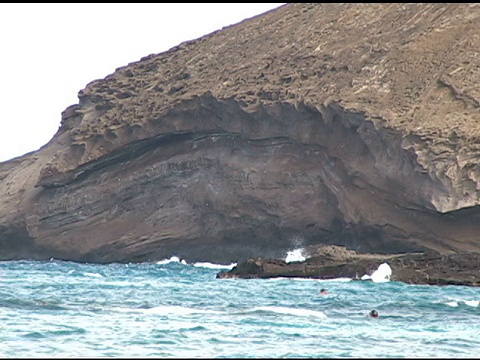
[0,259,479,357]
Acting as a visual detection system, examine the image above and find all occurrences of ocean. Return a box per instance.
[1,250,479,358]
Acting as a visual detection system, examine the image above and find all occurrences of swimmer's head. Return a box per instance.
[369,310,379,318]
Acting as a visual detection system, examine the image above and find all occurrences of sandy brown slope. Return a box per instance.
[1,3,480,263]
[54,3,480,211]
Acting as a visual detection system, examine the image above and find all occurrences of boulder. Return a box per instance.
[217,245,480,287]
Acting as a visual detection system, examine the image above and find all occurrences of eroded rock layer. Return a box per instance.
[1,3,480,263]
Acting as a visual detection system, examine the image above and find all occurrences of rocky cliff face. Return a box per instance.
[1,3,480,264]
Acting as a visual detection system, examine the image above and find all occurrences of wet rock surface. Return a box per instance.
[217,245,480,287]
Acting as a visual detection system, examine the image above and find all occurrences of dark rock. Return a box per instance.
[1,4,480,265]
[216,245,480,287]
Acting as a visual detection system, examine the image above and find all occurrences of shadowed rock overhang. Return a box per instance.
[1,3,480,263]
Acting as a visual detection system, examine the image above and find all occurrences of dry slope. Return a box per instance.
[1,3,480,263]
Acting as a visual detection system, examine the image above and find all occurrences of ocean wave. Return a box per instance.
[192,262,237,270]
[22,327,87,339]
[0,298,68,311]
[113,305,221,315]
[83,272,103,278]
[1,257,479,358]
[321,277,353,282]
[156,256,236,269]
[445,300,479,307]
[156,256,188,265]
[361,263,392,283]
[253,306,326,318]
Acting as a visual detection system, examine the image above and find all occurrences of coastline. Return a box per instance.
[216,245,480,287]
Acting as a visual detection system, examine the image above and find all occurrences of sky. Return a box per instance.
[0,3,285,162]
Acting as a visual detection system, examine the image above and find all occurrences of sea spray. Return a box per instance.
[361,262,392,283]
[285,248,306,263]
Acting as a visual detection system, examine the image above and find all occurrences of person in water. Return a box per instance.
[369,310,379,318]
[319,288,328,295]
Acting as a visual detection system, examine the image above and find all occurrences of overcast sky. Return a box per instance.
[0,3,284,162]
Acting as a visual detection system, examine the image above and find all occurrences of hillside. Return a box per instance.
[1,3,480,263]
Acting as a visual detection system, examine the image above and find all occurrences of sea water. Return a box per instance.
[0,251,479,358]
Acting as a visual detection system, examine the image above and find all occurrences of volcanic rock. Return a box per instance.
[1,4,480,264]
[216,245,480,287]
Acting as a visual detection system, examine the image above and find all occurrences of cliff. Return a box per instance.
[1,3,480,264]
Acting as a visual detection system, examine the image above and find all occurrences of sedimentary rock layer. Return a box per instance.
[1,3,480,263]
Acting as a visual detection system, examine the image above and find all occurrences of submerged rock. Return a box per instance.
[1,4,480,263]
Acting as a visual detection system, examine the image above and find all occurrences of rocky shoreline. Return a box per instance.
[2,4,480,264]
[216,245,480,287]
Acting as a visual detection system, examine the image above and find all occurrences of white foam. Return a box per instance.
[193,262,237,270]
[84,272,103,278]
[322,277,352,282]
[445,301,459,307]
[254,306,326,318]
[361,262,392,283]
[285,248,306,263]
[144,305,220,315]
[445,299,479,307]
[156,256,235,268]
[464,300,479,307]
[102,280,134,287]
[114,305,220,315]
[156,256,187,265]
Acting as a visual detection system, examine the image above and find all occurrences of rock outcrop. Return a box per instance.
[216,245,480,287]
[1,3,480,263]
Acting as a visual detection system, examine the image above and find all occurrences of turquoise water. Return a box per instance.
[0,258,479,358]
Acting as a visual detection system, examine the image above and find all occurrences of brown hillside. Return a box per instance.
[1,3,480,263]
